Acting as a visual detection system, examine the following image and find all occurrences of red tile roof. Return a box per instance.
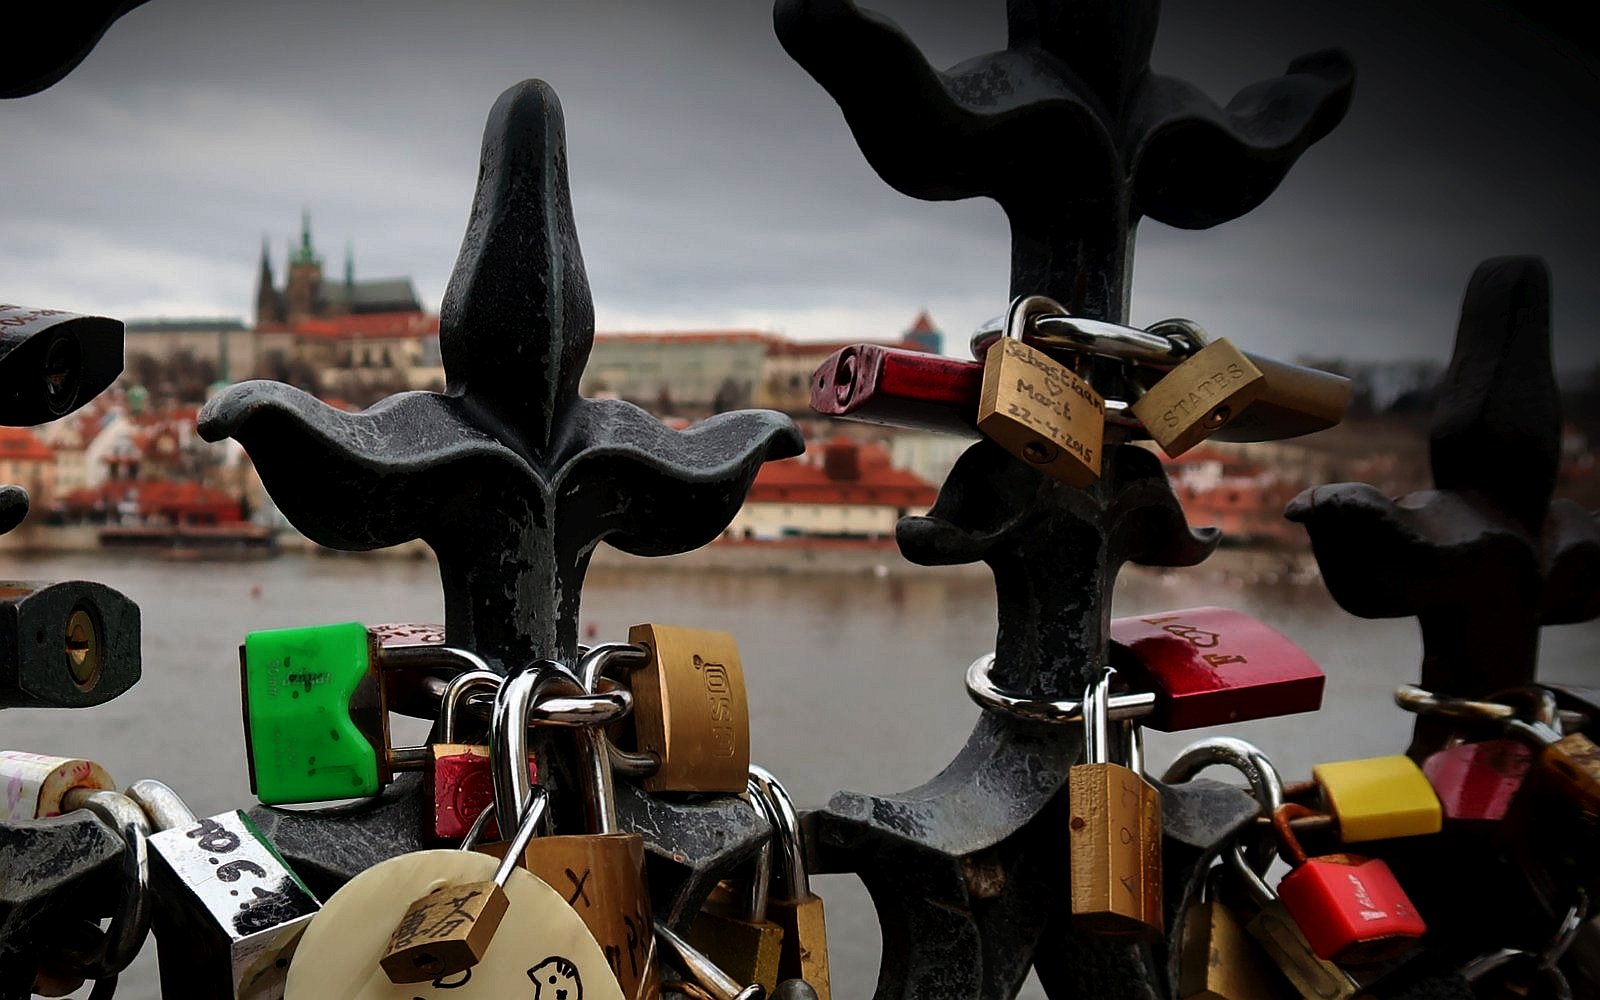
[0,427,52,462]
[763,338,930,357]
[278,312,440,340]
[747,437,936,507]
[58,480,243,520]
[908,310,938,334]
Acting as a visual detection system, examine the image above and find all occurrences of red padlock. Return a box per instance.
[810,343,983,435]
[1422,739,1533,825]
[425,670,537,843]
[1109,607,1325,731]
[1273,803,1426,965]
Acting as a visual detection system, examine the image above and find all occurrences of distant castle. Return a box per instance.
[254,211,422,327]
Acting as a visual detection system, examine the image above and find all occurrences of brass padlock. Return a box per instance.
[620,623,750,793]
[749,764,830,998]
[380,786,551,982]
[1130,324,1266,457]
[686,817,783,992]
[1069,667,1162,937]
[490,648,662,1000]
[977,295,1105,488]
[1162,738,1294,1000]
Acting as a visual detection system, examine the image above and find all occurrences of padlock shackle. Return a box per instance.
[125,778,198,832]
[440,669,502,743]
[1082,667,1114,765]
[971,309,1180,366]
[422,673,634,729]
[58,788,152,980]
[749,764,810,900]
[1396,683,1583,734]
[965,653,1156,725]
[491,659,586,832]
[572,643,647,835]
[1162,737,1285,875]
[656,921,764,1000]
[485,788,551,888]
[1272,803,1321,869]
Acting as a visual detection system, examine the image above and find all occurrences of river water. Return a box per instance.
[3,551,1597,999]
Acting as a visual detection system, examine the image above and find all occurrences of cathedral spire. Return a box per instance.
[254,234,284,326]
[292,208,320,265]
[345,241,355,288]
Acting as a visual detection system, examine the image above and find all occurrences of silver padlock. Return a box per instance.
[127,778,320,999]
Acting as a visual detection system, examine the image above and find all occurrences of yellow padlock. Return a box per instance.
[1310,755,1442,842]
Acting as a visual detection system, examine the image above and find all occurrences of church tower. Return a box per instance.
[254,236,284,325]
[283,210,324,323]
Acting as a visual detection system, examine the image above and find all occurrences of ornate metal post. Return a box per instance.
[198,80,804,910]
[1289,256,1600,758]
[776,1,1353,995]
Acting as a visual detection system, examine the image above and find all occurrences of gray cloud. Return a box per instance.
[2,0,1596,373]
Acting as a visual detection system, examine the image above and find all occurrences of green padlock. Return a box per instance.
[241,622,480,804]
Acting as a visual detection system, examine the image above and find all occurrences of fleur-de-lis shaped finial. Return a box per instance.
[1287,257,1600,755]
[775,0,1354,320]
[199,81,803,670]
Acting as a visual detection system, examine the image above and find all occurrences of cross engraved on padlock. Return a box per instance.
[1129,328,1266,457]
[977,295,1105,489]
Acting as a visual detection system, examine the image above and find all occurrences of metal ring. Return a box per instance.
[1162,737,1285,874]
[964,653,1155,725]
[491,659,585,833]
[59,789,152,979]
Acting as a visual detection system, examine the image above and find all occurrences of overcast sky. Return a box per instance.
[3,0,1597,373]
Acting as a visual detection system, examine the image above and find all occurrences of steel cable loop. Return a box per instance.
[963,652,1156,726]
[56,789,152,982]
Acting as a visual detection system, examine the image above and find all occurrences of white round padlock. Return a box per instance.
[286,849,624,1000]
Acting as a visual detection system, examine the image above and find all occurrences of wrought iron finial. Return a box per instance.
[774,0,1354,320]
[806,444,1246,998]
[199,80,803,673]
[1287,256,1600,755]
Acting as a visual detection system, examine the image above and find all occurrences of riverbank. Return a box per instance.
[1,524,1322,584]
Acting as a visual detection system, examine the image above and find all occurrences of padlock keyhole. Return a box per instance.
[64,605,102,691]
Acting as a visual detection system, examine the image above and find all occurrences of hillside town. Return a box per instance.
[4,215,1597,564]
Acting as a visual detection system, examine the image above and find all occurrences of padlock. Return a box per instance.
[1,579,141,709]
[427,668,538,844]
[284,821,624,998]
[618,624,749,793]
[976,295,1106,488]
[381,787,552,982]
[1224,833,1368,1000]
[657,922,766,1000]
[1309,755,1442,842]
[1159,737,1290,1000]
[0,749,114,819]
[968,311,1351,445]
[748,765,829,998]
[1422,739,1533,826]
[686,784,783,993]
[125,777,320,999]
[240,621,499,804]
[1109,607,1325,731]
[491,649,662,999]
[1069,666,1162,937]
[1128,328,1266,457]
[0,303,123,425]
[1178,868,1290,1000]
[1505,716,1600,813]
[809,342,986,436]
[1272,803,1426,965]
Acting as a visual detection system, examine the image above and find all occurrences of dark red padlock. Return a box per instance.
[1109,607,1325,731]
[1273,803,1426,965]
[425,671,537,843]
[1422,739,1533,825]
[810,344,983,435]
